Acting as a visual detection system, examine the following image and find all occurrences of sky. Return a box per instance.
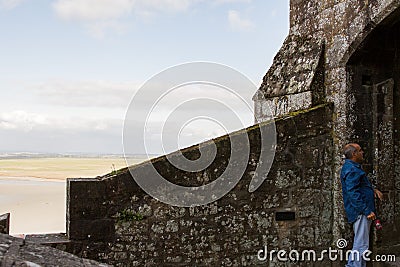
[0,0,289,155]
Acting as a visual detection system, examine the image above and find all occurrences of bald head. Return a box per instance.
[343,143,364,163]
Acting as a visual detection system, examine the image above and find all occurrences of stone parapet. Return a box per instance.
[0,214,10,235]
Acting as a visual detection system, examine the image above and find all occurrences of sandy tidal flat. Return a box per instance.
[0,157,146,235]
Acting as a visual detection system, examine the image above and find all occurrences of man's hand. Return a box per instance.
[367,212,376,220]
[374,189,384,201]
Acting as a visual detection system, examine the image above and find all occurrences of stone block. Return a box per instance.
[0,213,10,234]
[68,219,114,241]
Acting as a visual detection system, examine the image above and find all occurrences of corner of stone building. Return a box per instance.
[0,213,10,235]
[253,33,327,122]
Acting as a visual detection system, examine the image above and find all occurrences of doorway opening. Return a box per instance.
[346,7,400,248]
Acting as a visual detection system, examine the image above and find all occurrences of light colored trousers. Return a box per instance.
[346,215,372,267]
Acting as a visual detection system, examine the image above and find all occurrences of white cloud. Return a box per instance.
[228,9,254,31]
[0,0,25,9]
[52,0,253,21]
[0,111,45,131]
[52,0,138,37]
[32,80,140,108]
[0,111,124,153]
[52,0,202,37]
[0,110,117,132]
[52,0,135,21]
[53,0,256,37]
[52,0,199,21]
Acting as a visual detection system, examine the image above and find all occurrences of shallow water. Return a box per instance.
[0,157,146,235]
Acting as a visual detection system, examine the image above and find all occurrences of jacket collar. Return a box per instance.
[344,159,361,168]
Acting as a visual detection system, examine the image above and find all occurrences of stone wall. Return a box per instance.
[62,104,335,266]
[0,233,109,266]
[254,0,400,250]
[0,214,10,235]
[253,35,324,121]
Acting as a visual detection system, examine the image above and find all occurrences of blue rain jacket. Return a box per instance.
[340,159,375,224]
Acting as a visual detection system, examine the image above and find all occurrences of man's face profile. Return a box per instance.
[352,144,364,163]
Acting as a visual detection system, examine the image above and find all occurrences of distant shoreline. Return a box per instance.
[0,152,159,160]
[0,157,148,180]
[0,156,149,234]
[0,176,65,183]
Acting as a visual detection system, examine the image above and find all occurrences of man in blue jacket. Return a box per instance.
[340,143,383,267]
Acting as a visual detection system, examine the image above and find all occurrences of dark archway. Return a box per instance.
[346,6,400,253]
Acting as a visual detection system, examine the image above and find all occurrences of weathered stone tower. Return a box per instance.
[254,0,400,257]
